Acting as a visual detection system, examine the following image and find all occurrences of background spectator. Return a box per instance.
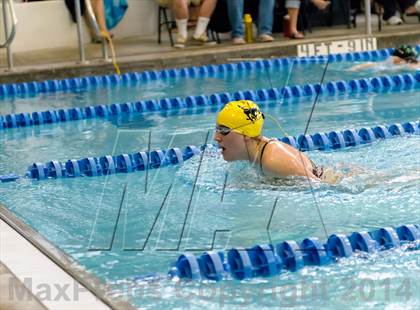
[286,0,303,39]
[157,0,217,48]
[227,0,275,44]
[376,0,418,24]
[64,0,127,43]
[91,0,109,38]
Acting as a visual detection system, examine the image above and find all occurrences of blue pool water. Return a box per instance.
[0,61,418,115]
[0,61,419,309]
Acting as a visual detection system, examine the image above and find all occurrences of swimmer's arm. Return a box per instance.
[348,62,375,71]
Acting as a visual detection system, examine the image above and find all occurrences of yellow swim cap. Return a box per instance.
[216,100,264,137]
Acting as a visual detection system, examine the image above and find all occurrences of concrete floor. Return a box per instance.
[0,262,47,310]
[0,14,419,83]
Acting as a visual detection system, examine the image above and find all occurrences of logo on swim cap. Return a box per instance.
[216,100,264,137]
[239,105,260,122]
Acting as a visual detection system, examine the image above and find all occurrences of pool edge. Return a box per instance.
[0,203,138,310]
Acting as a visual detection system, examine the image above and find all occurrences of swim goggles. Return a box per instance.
[215,122,256,136]
[215,125,232,136]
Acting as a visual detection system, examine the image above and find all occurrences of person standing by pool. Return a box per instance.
[214,100,326,180]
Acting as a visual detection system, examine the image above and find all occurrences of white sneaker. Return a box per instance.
[192,33,217,46]
[258,34,274,42]
[174,34,187,49]
[232,37,246,45]
[386,15,403,25]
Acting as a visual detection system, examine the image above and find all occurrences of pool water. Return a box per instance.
[0,62,419,309]
[0,60,418,116]
[0,90,418,175]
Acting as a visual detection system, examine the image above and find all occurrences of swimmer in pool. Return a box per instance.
[349,45,420,71]
[214,100,330,181]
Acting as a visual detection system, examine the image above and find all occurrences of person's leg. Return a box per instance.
[172,0,189,19]
[172,0,189,37]
[311,0,330,10]
[398,0,417,14]
[91,0,107,33]
[257,0,275,36]
[288,8,301,36]
[198,0,217,17]
[376,0,398,21]
[193,0,217,39]
[286,0,303,38]
[227,0,245,40]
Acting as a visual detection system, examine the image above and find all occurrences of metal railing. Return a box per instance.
[75,0,109,63]
[364,0,372,35]
[1,0,18,70]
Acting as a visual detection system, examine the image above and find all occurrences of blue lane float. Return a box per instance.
[0,120,418,183]
[2,45,420,101]
[1,71,419,131]
[169,224,420,281]
[23,145,201,181]
[0,47,403,98]
[288,120,419,151]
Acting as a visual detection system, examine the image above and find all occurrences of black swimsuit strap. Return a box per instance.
[310,159,324,179]
[259,139,276,172]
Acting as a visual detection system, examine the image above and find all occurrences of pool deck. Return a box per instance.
[0,15,419,84]
[0,262,47,310]
[0,205,137,310]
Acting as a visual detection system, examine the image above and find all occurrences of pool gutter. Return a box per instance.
[0,204,137,310]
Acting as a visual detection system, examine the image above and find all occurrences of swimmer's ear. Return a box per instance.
[262,113,265,119]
